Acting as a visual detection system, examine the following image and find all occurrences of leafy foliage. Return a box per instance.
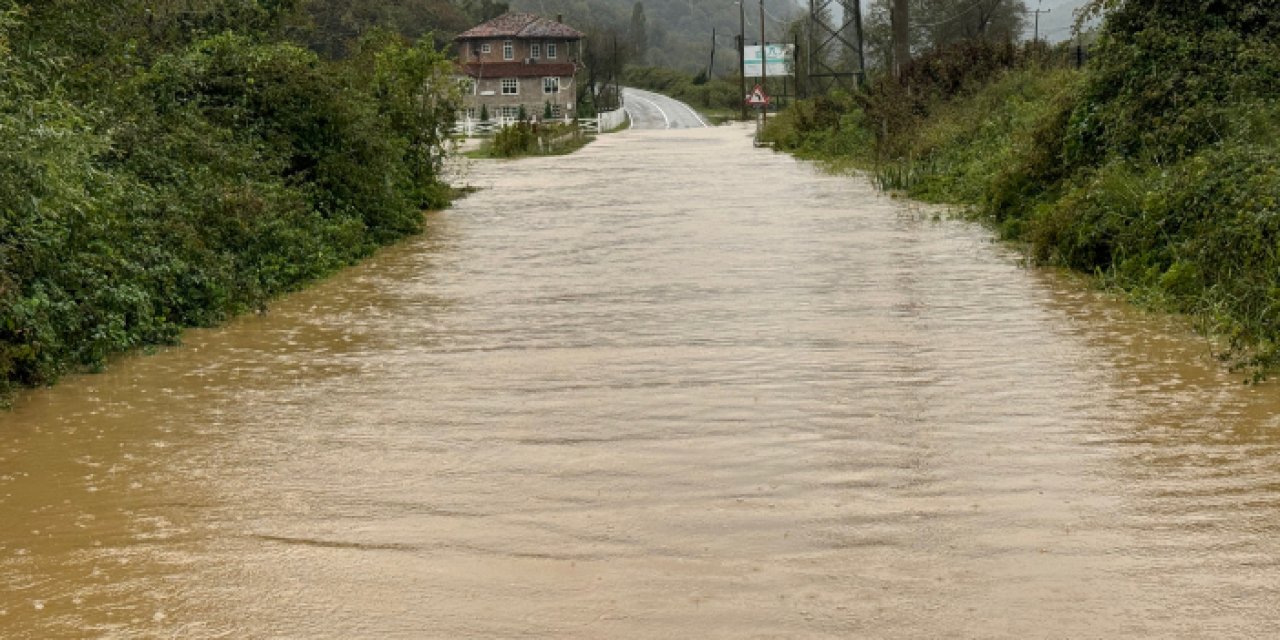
[0,1,460,401]
[862,0,1028,72]
[765,3,1280,377]
[297,0,476,58]
[486,122,588,157]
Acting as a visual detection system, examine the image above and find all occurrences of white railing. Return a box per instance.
[451,116,519,137]
[451,107,629,138]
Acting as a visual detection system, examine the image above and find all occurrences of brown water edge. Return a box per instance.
[2,124,1278,639]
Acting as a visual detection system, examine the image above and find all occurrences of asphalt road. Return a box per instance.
[622,87,709,130]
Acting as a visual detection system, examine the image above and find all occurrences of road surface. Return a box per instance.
[622,87,709,129]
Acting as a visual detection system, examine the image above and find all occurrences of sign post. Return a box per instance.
[759,0,766,128]
[745,84,771,146]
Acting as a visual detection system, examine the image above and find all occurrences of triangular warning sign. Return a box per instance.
[745,85,771,106]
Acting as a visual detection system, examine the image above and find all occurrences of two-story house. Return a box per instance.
[455,13,584,124]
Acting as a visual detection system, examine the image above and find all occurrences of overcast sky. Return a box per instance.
[1026,0,1095,43]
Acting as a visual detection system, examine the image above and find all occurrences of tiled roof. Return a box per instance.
[455,13,584,41]
[461,62,577,78]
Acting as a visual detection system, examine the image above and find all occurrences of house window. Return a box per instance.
[480,43,491,54]
[550,104,563,119]
[531,43,541,59]
[501,106,520,120]
[543,77,559,94]
[503,40,513,60]
[458,78,475,95]
[501,78,518,95]
[546,43,557,59]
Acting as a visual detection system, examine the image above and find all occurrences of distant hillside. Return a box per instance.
[511,0,805,74]
[507,0,1097,75]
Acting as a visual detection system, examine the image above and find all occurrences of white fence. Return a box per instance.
[452,107,629,138]
[595,106,628,133]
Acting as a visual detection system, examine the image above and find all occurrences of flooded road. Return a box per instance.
[3,125,1280,638]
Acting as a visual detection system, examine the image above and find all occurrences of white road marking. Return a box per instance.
[666,95,710,128]
[625,88,710,129]
[625,92,671,129]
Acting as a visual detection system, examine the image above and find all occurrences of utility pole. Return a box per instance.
[1032,2,1051,44]
[708,28,716,80]
[612,35,620,111]
[853,0,865,84]
[760,0,767,128]
[891,0,908,78]
[739,1,747,120]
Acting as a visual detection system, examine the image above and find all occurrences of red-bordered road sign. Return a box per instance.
[745,85,771,106]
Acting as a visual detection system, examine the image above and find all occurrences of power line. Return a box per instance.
[759,3,798,27]
[913,0,990,28]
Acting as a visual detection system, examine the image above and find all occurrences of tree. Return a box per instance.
[1080,0,1279,38]
[299,0,473,58]
[579,25,629,112]
[360,30,462,207]
[918,0,1026,46]
[891,0,908,77]
[462,0,509,23]
[628,2,648,63]
[863,0,1027,72]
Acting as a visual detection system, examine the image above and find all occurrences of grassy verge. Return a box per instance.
[764,21,1280,378]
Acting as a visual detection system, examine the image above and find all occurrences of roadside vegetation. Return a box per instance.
[0,1,463,402]
[763,1,1280,378]
[474,122,592,158]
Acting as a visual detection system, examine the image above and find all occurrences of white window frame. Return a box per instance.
[542,77,559,94]
[459,78,476,95]
[501,78,518,95]
[502,40,513,60]
[546,43,557,59]
[501,106,520,120]
[530,43,541,59]
[480,43,491,54]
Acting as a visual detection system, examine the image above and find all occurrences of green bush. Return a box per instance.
[997,6,1280,374]
[492,121,539,156]
[0,2,461,401]
[763,6,1280,376]
[488,122,586,158]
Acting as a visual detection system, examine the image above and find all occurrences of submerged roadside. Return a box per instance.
[763,8,1280,378]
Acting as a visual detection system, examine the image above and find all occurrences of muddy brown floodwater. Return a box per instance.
[3,125,1280,639]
